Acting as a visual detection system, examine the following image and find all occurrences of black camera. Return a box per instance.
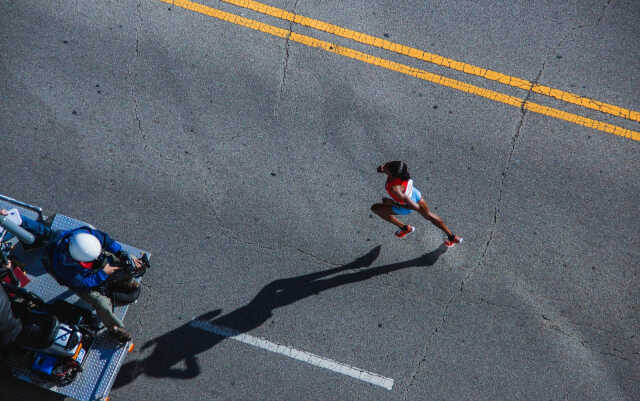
[99,252,150,278]
[119,252,150,278]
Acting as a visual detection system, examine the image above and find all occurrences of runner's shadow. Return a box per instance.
[114,244,447,387]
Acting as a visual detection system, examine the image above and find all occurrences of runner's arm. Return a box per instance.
[389,186,420,210]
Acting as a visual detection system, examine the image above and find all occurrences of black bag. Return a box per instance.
[109,285,142,306]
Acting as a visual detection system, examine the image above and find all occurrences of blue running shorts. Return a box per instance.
[391,188,422,215]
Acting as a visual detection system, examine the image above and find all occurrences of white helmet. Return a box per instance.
[68,233,102,262]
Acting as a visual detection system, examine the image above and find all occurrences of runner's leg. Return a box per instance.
[417,199,454,238]
[371,203,406,229]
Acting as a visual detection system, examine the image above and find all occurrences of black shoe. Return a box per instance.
[109,326,132,343]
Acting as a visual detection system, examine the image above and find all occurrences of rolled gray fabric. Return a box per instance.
[0,215,35,245]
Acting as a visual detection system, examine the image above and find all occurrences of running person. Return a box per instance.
[371,161,462,247]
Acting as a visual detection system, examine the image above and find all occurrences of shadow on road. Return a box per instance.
[114,244,447,387]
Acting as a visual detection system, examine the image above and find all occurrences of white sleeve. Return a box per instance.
[404,179,413,197]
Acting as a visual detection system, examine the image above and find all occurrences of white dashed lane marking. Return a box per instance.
[190,319,395,390]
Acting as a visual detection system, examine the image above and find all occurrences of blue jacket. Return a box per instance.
[47,227,123,290]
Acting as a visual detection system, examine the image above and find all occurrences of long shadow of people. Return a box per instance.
[115,244,447,387]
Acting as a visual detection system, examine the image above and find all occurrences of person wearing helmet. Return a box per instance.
[371,161,463,247]
[0,209,141,343]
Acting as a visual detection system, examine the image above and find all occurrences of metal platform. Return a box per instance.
[1,199,148,401]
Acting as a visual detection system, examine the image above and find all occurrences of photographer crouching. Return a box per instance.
[0,209,147,343]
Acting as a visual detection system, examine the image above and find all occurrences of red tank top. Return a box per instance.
[385,177,413,205]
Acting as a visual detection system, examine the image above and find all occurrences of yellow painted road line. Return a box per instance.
[220,0,640,124]
[161,0,640,142]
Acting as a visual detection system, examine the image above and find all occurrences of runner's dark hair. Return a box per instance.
[387,161,410,180]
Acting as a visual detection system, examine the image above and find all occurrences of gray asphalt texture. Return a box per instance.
[1,1,638,400]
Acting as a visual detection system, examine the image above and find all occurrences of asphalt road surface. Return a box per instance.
[1,1,638,400]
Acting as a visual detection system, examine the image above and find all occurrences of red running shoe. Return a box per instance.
[395,225,415,238]
[444,235,463,247]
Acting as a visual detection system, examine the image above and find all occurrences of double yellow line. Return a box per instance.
[161,0,640,142]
